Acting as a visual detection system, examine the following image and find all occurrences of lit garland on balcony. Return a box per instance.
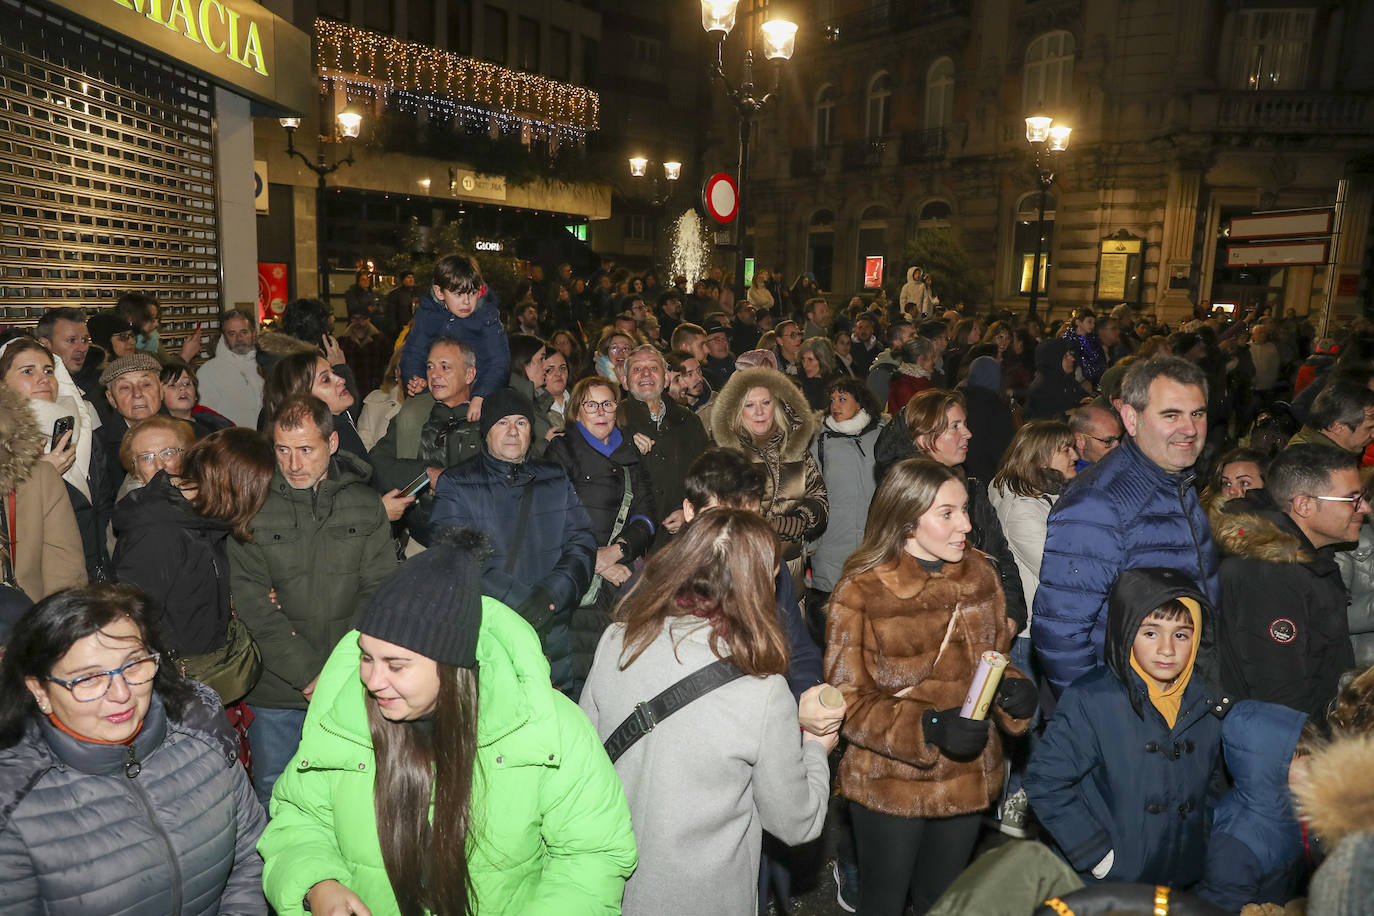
[314,18,600,142]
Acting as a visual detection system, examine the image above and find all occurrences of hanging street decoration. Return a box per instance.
[314,19,599,143]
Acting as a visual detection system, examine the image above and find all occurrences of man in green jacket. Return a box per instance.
[230,394,396,808]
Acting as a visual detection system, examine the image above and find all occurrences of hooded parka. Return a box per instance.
[809,409,885,593]
[257,608,638,916]
[1025,567,1230,887]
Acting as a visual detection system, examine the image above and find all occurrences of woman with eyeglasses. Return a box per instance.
[115,415,195,503]
[546,376,656,697]
[0,582,266,914]
[113,429,274,710]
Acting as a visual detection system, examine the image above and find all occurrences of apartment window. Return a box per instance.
[583,37,599,84]
[866,72,891,139]
[549,27,571,80]
[364,0,393,34]
[317,0,347,22]
[925,57,954,129]
[814,84,836,147]
[627,214,652,242]
[918,199,953,229]
[517,16,540,72]
[447,0,471,53]
[1023,30,1075,111]
[483,6,508,64]
[1231,9,1314,90]
[631,35,663,64]
[406,0,433,41]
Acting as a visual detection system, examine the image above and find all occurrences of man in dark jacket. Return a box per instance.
[1024,336,1087,420]
[429,388,595,691]
[369,337,483,548]
[1215,444,1363,723]
[1034,357,1220,696]
[617,345,708,551]
[229,395,395,807]
[700,324,736,391]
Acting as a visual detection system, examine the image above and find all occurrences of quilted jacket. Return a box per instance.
[1032,434,1219,694]
[0,686,265,915]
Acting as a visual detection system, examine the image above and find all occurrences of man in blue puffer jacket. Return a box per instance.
[1033,357,1220,695]
[429,388,596,691]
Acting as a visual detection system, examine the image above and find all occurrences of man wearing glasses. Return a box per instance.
[1035,357,1220,696]
[1067,404,1125,472]
[1216,444,1364,724]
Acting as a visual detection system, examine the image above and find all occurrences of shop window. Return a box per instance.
[1013,192,1055,295]
[925,57,954,129]
[866,72,891,138]
[814,84,836,148]
[1023,30,1074,111]
[1230,9,1313,90]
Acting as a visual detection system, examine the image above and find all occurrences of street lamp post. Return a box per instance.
[1024,115,1071,321]
[279,108,364,301]
[629,158,682,270]
[700,0,797,303]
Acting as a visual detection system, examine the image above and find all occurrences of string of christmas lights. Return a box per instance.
[314,19,600,140]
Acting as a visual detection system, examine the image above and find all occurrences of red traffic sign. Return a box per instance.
[703,173,738,224]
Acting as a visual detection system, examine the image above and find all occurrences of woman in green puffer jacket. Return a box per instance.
[258,528,637,916]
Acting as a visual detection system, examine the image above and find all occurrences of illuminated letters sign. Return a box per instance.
[110,0,268,75]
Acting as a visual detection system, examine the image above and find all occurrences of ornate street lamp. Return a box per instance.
[280,107,365,300]
[701,0,797,301]
[1024,114,1070,321]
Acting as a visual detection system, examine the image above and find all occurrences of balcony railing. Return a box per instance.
[842,137,892,171]
[790,144,834,178]
[818,0,969,48]
[899,127,948,163]
[1199,92,1374,133]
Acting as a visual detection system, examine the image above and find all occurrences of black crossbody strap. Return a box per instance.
[603,657,745,762]
[503,484,536,576]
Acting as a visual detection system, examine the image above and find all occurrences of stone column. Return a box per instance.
[1156,162,1204,322]
[214,87,259,321]
[292,185,318,303]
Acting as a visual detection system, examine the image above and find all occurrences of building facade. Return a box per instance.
[719,0,1374,323]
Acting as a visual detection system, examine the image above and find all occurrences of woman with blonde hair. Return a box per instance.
[711,367,828,585]
[356,348,405,450]
[581,508,834,916]
[826,458,1035,915]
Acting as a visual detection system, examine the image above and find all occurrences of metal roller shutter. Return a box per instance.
[0,0,220,351]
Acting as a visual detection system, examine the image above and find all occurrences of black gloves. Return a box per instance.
[996,677,1039,719]
[515,586,558,636]
[922,707,990,759]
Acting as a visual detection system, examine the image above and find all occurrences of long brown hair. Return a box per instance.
[614,507,788,677]
[838,459,964,581]
[261,350,322,429]
[180,428,275,541]
[368,664,480,916]
[991,420,1074,498]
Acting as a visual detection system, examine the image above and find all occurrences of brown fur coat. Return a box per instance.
[825,549,1026,818]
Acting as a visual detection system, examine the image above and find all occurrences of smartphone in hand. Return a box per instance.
[399,470,430,498]
[49,416,75,451]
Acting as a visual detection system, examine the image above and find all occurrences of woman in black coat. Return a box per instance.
[545,376,656,696]
[960,355,1016,484]
[1024,337,1088,421]
[112,428,274,708]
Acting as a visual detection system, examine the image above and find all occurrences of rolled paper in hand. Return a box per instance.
[819,685,844,709]
[960,650,1009,720]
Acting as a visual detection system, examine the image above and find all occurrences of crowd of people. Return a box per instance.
[1,252,1373,916]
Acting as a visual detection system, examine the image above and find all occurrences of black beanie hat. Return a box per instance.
[357,527,487,669]
[480,387,536,441]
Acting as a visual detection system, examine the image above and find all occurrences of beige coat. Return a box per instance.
[0,384,86,601]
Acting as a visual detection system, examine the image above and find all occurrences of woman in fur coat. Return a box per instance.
[711,366,828,586]
[825,458,1036,916]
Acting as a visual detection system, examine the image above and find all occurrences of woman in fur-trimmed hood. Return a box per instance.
[0,382,86,601]
[711,366,828,580]
[1294,732,1374,915]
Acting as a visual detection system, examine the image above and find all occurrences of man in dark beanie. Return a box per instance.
[430,387,595,692]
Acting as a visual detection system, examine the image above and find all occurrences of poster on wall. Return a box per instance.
[258,262,288,322]
[864,256,884,289]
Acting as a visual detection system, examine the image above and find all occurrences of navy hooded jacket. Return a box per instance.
[1026,567,1230,887]
[1033,433,1220,695]
[399,287,511,398]
[1195,700,1309,912]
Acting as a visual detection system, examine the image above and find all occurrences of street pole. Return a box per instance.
[316,173,328,301]
[1027,177,1048,321]
[1318,178,1348,340]
[736,111,751,304]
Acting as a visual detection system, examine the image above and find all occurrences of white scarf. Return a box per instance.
[0,339,95,498]
[825,409,871,436]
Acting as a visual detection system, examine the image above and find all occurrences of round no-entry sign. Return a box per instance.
[704,173,738,224]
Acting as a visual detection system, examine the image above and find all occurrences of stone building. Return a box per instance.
[713,0,1374,323]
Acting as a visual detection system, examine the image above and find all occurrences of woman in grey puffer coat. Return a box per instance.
[0,583,266,915]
